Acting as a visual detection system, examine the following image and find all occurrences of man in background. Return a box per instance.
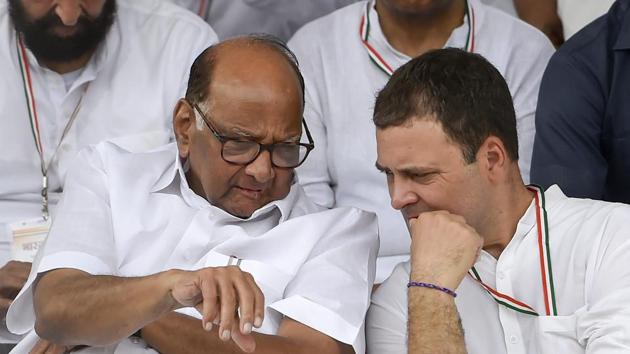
[167,0,357,41]
[531,0,630,204]
[0,0,217,347]
[289,0,554,282]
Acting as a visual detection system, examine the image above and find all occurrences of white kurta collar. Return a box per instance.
[476,184,568,266]
[151,143,300,223]
[368,0,482,71]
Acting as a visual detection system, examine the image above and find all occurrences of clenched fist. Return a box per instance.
[409,211,483,290]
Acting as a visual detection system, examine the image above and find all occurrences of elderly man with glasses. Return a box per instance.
[4,35,378,354]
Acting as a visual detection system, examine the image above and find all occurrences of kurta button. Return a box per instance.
[497,271,505,280]
[509,335,518,344]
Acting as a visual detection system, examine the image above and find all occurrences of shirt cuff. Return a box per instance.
[174,307,201,320]
[38,251,113,275]
[269,295,361,347]
[0,325,22,343]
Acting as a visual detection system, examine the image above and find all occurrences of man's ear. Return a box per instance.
[173,99,195,159]
[476,135,509,182]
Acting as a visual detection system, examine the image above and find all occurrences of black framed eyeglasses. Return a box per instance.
[189,101,315,168]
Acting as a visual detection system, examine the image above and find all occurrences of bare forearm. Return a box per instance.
[142,313,241,354]
[408,288,466,354]
[34,269,180,346]
[142,312,352,354]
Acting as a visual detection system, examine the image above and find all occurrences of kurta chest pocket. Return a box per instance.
[536,313,584,353]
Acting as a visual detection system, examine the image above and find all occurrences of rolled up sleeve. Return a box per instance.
[269,208,379,353]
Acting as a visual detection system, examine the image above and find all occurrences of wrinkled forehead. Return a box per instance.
[376,118,463,169]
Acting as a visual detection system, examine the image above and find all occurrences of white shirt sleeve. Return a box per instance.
[501,26,555,183]
[289,32,336,208]
[576,205,630,352]
[6,144,117,335]
[366,261,409,354]
[268,207,379,353]
[35,145,117,275]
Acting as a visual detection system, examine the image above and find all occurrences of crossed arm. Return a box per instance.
[32,267,353,354]
[142,311,352,354]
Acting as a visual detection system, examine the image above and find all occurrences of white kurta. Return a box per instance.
[367,185,630,353]
[7,142,379,354]
[481,0,517,16]
[167,0,358,41]
[557,0,615,39]
[0,0,218,268]
[288,0,555,282]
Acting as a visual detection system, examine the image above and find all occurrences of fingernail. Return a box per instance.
[254,316,263,327]
[204,322,213,331]
[243,322,252,334]
[221,330,231,341]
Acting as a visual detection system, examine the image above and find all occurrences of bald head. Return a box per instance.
[173,35,308,218]
[185,35,305,111]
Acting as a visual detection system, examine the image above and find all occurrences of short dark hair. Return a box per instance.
[185,34,305,107]
[373,48,518,163]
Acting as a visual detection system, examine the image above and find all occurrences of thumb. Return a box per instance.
[171,282,202,307]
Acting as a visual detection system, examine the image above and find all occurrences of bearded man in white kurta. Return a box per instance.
[0,2,217,344]
[367,49,630,353]
[6,36,379,354]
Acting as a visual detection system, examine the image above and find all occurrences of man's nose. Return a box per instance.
[54,0,83,26]
[389,178,419,210]
[244,151,275,184]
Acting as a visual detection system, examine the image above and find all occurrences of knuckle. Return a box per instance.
[199,267,215,277]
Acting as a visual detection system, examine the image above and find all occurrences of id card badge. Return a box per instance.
[10,218,51,262]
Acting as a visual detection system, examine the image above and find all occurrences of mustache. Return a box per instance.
[9,0,117,63]
[30,10,95,34]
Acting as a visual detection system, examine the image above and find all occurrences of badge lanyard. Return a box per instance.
[16,33,89,220]
[359,0,476,77]
[468,185,558,317]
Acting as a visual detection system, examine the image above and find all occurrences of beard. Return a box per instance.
[8,0,117,63]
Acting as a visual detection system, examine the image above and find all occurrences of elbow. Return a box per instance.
[33,274,72,343]
[34,311,121,347]
[34,316,63,344]
[33,302,71,344]
[33,272,106,346]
